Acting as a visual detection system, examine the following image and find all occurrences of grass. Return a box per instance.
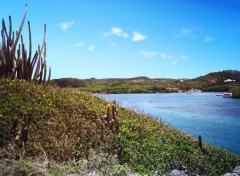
[0,79,240,175]
[0,152,136,176]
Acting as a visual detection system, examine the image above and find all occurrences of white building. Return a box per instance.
[224,79,236,83]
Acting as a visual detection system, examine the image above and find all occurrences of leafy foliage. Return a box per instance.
[0,79,116,161]
[117,108,240,175]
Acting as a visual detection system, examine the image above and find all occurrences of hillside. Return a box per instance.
[50,70,240,97]
[194,70,240,83]
[192,70,240,95]
[0,79,240,175]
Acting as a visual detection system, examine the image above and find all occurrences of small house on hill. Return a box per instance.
[224,79,236,83]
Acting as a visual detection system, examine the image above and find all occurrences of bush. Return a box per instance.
[231,86,240,98]
[0,79,116,161]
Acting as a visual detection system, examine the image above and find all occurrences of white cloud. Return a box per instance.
[110,42,117,47]
[139,50,159,58]
[171,60,178,65]
[103,27,128,38]
[159,53,172,59]
[179,54,188,60]
[132,31,147,42]
[139,50,188,65]
[204,36,214,43]
[64,44,70,48]
[59,20,76,31]
[87,44,95,51]
[139,50,172,59]
[171,54,188,64]
[74,41,84,48]
[173,28,195,38]
[180,28,193,35]
[173,27,214,42]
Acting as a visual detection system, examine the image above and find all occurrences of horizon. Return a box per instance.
[1,0,240,79]
[51,69,240,80]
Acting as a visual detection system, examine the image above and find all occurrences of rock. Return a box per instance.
[233,166,240,174]
[171,169,188,176]
[221,166,240,176]
[64,170,100,176]
[221,173,239,176]
[87,170,99,176]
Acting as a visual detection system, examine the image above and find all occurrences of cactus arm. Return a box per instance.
[46,67,51,86]
[9,5,27,67]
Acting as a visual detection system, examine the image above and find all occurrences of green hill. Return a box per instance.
[192,70,240,96]
[50,70,240,97]
[0,79,240,175]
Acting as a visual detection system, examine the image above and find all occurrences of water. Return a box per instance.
[99,93,240,155]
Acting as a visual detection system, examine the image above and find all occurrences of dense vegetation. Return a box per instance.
[1,79,240,175]
[50,78,86,88]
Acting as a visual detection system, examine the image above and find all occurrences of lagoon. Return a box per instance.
[99,92,240,155]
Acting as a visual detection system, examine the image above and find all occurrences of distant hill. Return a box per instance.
[194,70,240,83]
[51,70,240,88]
[50,70,240,97]
[50,78,87,88]
[50,76,153,87]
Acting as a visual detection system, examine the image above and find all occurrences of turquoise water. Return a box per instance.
[99,93,240,155]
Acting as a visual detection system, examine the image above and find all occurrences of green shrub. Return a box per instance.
[0,79,115,161]
[231,86,240,98]
[116,108,240,175]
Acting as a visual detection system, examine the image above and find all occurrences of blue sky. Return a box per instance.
[1,0,240,79]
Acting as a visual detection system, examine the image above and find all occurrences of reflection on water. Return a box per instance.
[99,93,240,155]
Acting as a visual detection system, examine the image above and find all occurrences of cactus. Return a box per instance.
[12,116,18,131]
[112,104,116,122]
[103,101,120,132]
[198,135,203,150]
[22,127,28,143]
[106,104,111,128]
[0,4,51,86]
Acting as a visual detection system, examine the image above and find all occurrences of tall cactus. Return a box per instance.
[0,4,51,85]
[104,101,119,132]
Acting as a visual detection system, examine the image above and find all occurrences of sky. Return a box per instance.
[1,0,240,79]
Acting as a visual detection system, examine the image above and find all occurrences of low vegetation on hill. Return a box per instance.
[0,79,240,175]
[50,71,240,97]
[50,78,87,88]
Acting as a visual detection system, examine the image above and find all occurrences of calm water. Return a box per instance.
[99,93,240,155]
